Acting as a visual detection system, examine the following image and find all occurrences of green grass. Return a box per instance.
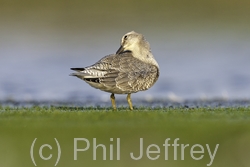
[1,106,250,167]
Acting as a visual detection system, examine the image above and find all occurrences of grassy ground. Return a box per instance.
[1,106,250,167]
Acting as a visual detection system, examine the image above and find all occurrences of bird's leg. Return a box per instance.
[110,93,117,110]
[127,93,133,110]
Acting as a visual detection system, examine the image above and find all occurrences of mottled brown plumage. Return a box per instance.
[70,31,159,110]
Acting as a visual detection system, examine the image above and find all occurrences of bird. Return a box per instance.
[70,31,159,110]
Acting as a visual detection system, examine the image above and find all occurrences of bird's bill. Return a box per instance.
[116,45,124,54]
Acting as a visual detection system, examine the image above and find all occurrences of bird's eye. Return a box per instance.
[124,35,128,40]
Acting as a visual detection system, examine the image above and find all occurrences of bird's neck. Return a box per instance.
[132,48,159,68]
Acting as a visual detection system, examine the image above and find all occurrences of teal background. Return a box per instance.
[0,0,250,101]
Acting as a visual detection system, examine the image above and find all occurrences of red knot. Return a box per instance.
[70,31,159,110]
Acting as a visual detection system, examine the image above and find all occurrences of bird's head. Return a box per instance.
[116,31,150,54]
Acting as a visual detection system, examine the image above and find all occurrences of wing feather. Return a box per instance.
[71,53,159,94]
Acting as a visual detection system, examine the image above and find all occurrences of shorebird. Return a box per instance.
[70,31,159,110]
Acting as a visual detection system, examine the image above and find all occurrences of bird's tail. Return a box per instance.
[70,68,85,72]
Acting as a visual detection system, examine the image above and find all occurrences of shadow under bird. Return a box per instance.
[70,31,159,110]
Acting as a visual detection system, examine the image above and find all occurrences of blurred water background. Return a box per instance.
[1,0,250,102]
